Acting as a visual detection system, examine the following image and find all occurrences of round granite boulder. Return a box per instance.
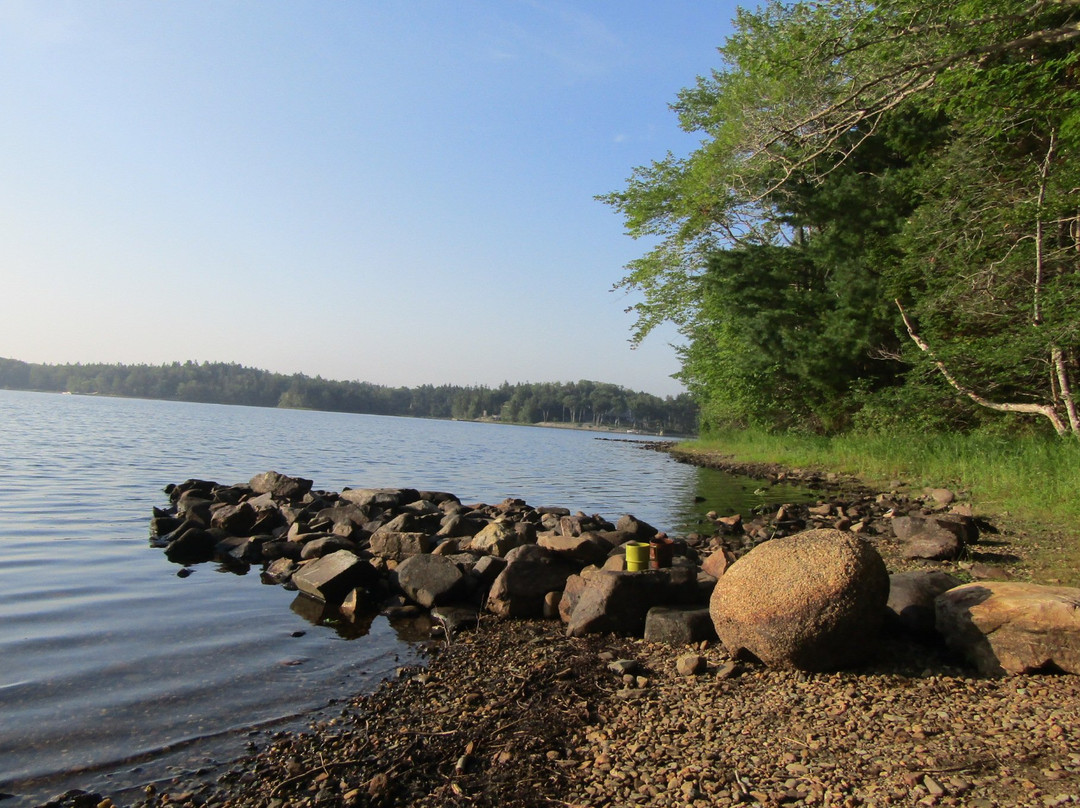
[709,529,889,671]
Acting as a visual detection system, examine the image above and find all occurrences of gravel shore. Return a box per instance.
[96,615,1079,808]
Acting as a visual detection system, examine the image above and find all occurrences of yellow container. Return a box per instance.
[624,541,650,571]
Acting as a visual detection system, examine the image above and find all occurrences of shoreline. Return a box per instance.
[37,454,1080,808]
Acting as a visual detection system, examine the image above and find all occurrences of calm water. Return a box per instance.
[0,390,813,804]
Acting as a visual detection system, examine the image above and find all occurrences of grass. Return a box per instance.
[679,428,1080,584]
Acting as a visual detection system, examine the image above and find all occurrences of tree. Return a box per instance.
[603,0,1080,434]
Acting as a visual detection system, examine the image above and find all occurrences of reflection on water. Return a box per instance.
[673,465,820,536]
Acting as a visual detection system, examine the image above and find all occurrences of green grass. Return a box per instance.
[680,428,1080,583]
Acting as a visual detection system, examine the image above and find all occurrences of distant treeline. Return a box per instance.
[0,358,697,434]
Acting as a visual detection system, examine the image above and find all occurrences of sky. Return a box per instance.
[0,1,739,397]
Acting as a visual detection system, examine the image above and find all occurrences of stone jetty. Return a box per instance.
[149,470,1080,677]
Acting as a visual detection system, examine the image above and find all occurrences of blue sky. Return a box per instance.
[0,1,738,397]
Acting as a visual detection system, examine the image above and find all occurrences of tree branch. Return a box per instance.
[895,299,1070,435]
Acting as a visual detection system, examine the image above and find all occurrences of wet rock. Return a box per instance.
[164,526,217,565]
[709,529,889,670]
[292,550,379,605]
[936,582,1080,675]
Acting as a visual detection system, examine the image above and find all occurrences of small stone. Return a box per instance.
[676,653,707,676]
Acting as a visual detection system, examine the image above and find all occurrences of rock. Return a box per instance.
[368,531,430,561]
[543,590,562,619]
[701,548,735,578]
[339,487,419,508]
[927,488,955,507]
[249,471,313,500]
[431,605,480,635]
[607,658,640,676]
[300,536,361,560]
[470,554,508,589]
[558,574,588,623]
[261,557,297,585]
[469,520,526,557]
[709,529,890,670]
[537,532,610,565]
[901,525,963,561]
[676,653,707,676]
[486,557,577,619]
[210,502,257,535]
[164,527,217,565]
[395,553,467,608]
[292,550,379,604]
[644,606,718,646]
[615,514,659,541]
[340,587,373,618]
[886,571,961,637]
[935,582,1080,675]
[566,568,699,637]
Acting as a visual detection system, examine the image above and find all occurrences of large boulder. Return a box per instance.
[709,529,889,670]
[565,568,699,637]
[935,582,1080,675]
[395,554,467,608]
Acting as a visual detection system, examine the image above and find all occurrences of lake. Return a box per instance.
[0,390,812,805]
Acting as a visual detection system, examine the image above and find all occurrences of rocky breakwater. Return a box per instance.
[149,470,1080,680]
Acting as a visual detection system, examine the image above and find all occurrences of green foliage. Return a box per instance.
[603,0,1080,435]
[0,358,698,435]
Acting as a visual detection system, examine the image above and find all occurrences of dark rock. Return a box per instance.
[164,527,217,565]
[300,536,362,560]
[615,514,659,541]
[249,471,313,500]
[644,606,718,646]
[886,570,961,637]
[395,554,467,608]
[486,557,578,619]
[210,501,258,535]
[292,550,379,604]
[566,568,699,637]
[262,557,297,585]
